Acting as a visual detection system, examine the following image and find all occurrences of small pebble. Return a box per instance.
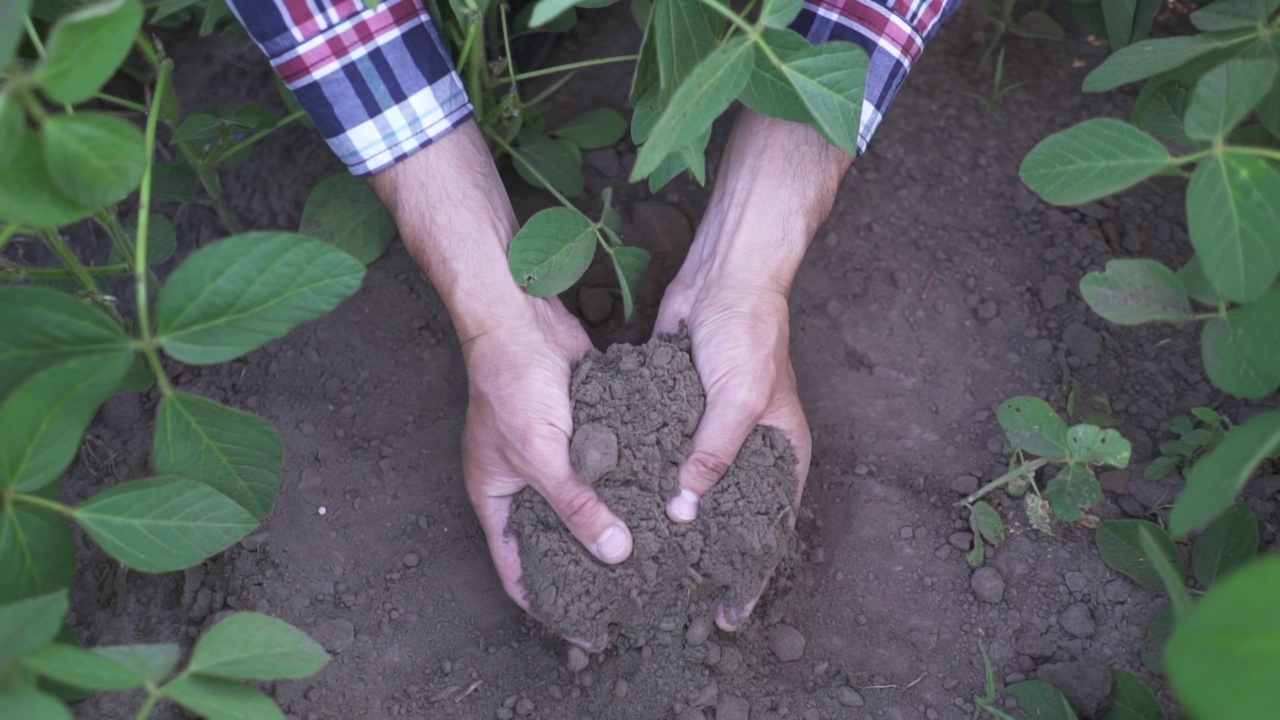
[837,687,865,707]
[515,698,534,717]
[971,567,1006,604]
[1059,603,1096,638]
[567,646,589,672]
[768,624,806,662]
[899,526,914,539]
[401,552,420,568]
[614,679,629,698]
[685,616,713,647]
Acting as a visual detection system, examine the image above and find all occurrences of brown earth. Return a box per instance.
[45,3,1280,719]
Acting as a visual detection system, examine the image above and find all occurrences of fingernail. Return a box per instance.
[667,489,700,523]
[594,525,631,563]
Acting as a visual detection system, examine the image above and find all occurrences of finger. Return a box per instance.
[715,595,760,633]
[534,457,633,565]
[761,392,813,520]
[668,386,761,523]
[469,489,532,614]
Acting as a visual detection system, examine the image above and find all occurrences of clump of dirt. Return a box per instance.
[508,331,798,646]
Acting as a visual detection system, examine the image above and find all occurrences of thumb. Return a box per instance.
[668,390,759,523]
[536,460,633,564]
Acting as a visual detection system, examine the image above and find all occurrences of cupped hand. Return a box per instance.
[654,279,812,631]
[461,296,634,639]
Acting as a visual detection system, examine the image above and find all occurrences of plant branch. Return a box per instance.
[39,229,99,293]
[23,14,73,115]
[500,3,518,89]
[483,126,575,209]
[94,92,148,113]
[511,55,638,82]
[11,491,75,517]
[135,689,162,720]
[955,457,1049,507]
[1224,145,1280,163]
[205,109,307,165]
[139,61,175,396]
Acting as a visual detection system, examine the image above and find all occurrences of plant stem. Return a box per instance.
[11,492,75,516]
[135,689,162,720]
[205,109,307,165]
[0,259,133,277]
[1224,145,1280,163]
[23,14,73,115]
[139,60,175,396]
[499,3,518,89]
[955,457,1049,507]
[483,126,574,209]
[39,228,99,294]
[511,54,639,82]
[94,92,148,113]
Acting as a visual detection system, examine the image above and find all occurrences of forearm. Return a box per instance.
[674,109,854,297]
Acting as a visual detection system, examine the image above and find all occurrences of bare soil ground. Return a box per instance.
[59,4,1279,719]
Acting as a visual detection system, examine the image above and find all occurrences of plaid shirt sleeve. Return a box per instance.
[226,0,473,176]
[791,0,963,154]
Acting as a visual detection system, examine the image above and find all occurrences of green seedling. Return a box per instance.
[1145,407,1225,481]
[965,46,1027,118]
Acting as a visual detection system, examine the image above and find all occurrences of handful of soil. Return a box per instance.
[508,332,798,647]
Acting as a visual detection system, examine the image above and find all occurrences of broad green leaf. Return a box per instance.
[1192,504,1258,587]
[1096,519,1183,595]
[1080,259,1192,325]
[971,501,1005,544]
[0,131,95,227]
[608,245,649,321]
[1133,81,1192,145]
[170,113,223,144]
[553,108,627,150]
[1192,0,1280,32]
[528,0,589,27]
[36,0,145,104]
[1259,82,1280,139]
[1044,464,1101,521]
[0,501,74,604]
[154,393,282,519]
[513,130,585,198]
[1020,119,1171,205]
[1142,605,1173,673]
[0,590,68,665]
[91,644,180,685]
[1010,9,1066,40]
[631,84,661,145]
[781,41,867,157]
[1200,288,1280,398]
[508,207,597,297]
[0,93,23,170]
[678,129,708,185]
[187,613,329,680]
[0,691,71,720]
[0,353,130,491]
[1166,556,1280,719]
[73,476,257,573]
[1007,680,1078,720]
[1141,525,1191,617]
[632,37,753,181]
[1176,256,1224,306]
[513,0,577,32]
[760,0,802,28]
[164,674,285,720]
[651,0,721,104]
[600,187,622,236]
[739,28,813,123]
[0,0,31,69]
[1183,59,1277,141]
[151,162,201,203]
[1186,154,1280,303]
[0,287,131,402]
[630,0,651,27]
[1067,424,1132,467]
[1083,36,1226,92]
[1104,668,1166,720]
[1102,0,1138,49]
[630,10,658,105]
[21,644,141,690]
[997,396,1070,459]
[111,215,177,267]
[1171,409,1280,537]
[41,114,145,209]
[155,232,365,364]
[298,173,396,266]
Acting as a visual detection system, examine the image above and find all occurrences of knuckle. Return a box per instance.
[554,485,601,527]
[687,450,732,483]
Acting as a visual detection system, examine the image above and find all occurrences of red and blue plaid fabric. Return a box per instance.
[228,0,960,176]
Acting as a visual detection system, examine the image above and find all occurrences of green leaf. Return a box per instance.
[0,590,68,665]
[781,41,867,157]
[1102,0,1138,49]
[164,674,285,720]
[528,0,590,27]
[739,28,813,123]
[507,207,597,297]
[1166,556,1280,719]
[630,11,658,105]
[0,130,95,227]
[1019,119,1171,205]
[966,539,985,568]
[154,393,282,519]
[1201,288,1280,398]
[151,162,201,203]
[0,690,71,720]
[111,215,177,267]
[513,130,585,198]
[1171,409,1280,537]
[1133,81,1192,145]
[1176,256,1224,306]
[1191,407,1222,425]
[553,108,627,150]
[600,187,622,236]
[1007,680,1078,720]
[298,173,396,266]
[0,353,130,491]
[632,36,753,181]
[1044,464,1101,521]
[187,612,329,680]
[998,396,1070,459]
[1010,10,1065,40]
[0,0,31,69]
[1080,259,1192,325]
[1083,36,1225,92]
[760,0,802,28]
[40,113,145,209]
[1144,455,1178,481]
[152,0,205,23]
[1096,519,1183,595]
[171,113,223,144]
[971,501,1005,544]
[1186,154,1280,304]
[1183,59,1277,141]
[1192,504,1258,587]
[90,644,180,685]
[36,0,145,104]
[1104,668,1166,720]
[1140,524,1192,617]
[1067,424,1132,467]
[155,232,366,365]
[514,0,577,31]
[1142,605,1173,673]
[73,476,258,573]
[21,644,142,690]
[1192,0,1280,32]
[0,93,23,171]
[651,0,722,104]
[0,500,74,605]
[0,286,132,402]
[608,245,649,321]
